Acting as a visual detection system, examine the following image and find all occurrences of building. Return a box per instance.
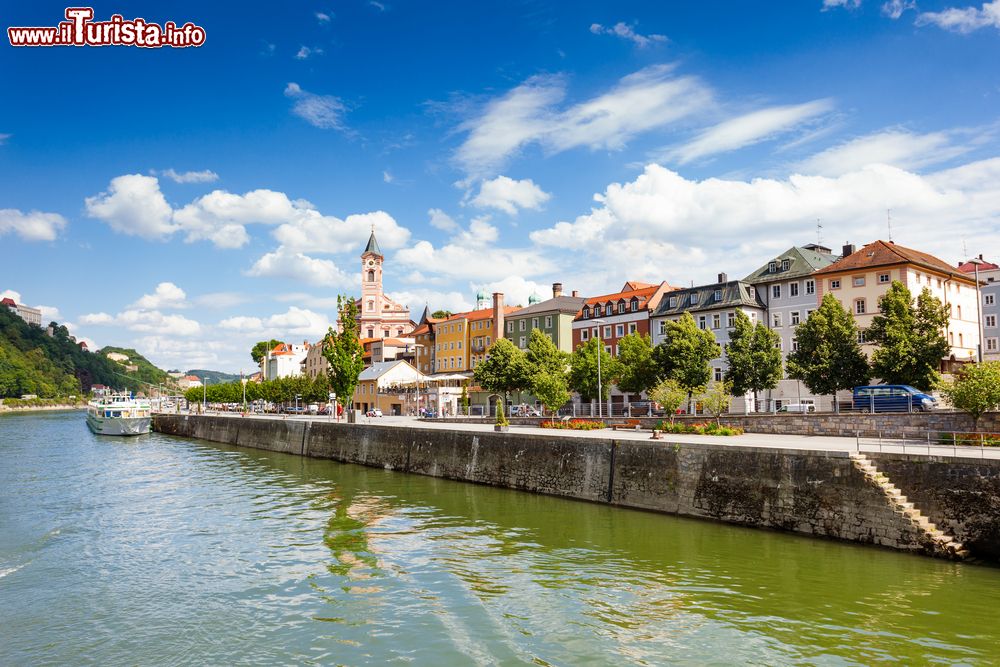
[177,375,203,389]
[412,306,445,375]
[106,351,130,363]
[744,244,839,409]
[958,255,1000,361]
[435,293,517,374]
[302,340,329,380]
[1,296,42,327]
[370,337,416,364]
[352,360,426,415]
[651,275,767,411]
[505,283,585,353]
[261,341,310,380]
[812,241,980,371]
[571,281,675,355]
[355,229,415,339]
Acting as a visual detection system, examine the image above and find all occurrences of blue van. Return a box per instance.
[853,385,937,413]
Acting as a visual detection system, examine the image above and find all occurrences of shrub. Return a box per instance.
[540,419,606,430]
[653,420,743,436]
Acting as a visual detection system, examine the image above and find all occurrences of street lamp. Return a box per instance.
[410,343,428,417]
[593,318,606,418]
[202,377,210,413]
[969,256,985,363]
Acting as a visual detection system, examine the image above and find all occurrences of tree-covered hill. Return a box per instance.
[0,307,165,398]
[186,369,241,384]
[99,346,171,387]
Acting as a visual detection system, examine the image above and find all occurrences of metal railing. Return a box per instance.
[856,430,1000,458]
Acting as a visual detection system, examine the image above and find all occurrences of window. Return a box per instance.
[878,273,890,284]
[987,315,997,328]
[615,324,624,337]
[507,321,513,333]
[519,320,526,331]
[712,314,721,329]
[768,261,777,273]
[772,312,782,327]
[789,282,799,298]
[532,318,539,329]
[457,341,462,349]
[806,279,815,295]
[519,336,526,347]
[582,306,590,318]
[698,315,707,329]
[669,296,678,308]
[986,294,995,306]
[603,326,612,338]
[691,292,700,305]
[831,279,841,290]
[628,322,637,334]
[605,304,613,316]
[960,333,964,347]
[772,284,781,299]
[806,309,815,317]
[714,368,723,382]
[367,270,376,282]
[855,299,866,315]
[714,289,722,302]
[367,300,375,311]
[659,321,667,335]
[987,338,998,352]
[618,301,626,314]
[545,316,552,328]
[581,329,589,341]
[782,259,790,271]
[853,276,865,287]
[791,339,799,352]
[605,345,613,355]
[777,339,783,351]
[592,328,598,339]
[630,298,639,312]
[958,305,962,319]
[791,311,800,326]
[486,336,491,345]
[727,312,735,328]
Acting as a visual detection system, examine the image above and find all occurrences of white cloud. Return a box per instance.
[80,312,115,325]
[882,0,916,19]
[220,307,331,339]
[530,159,1000,285]
[664,99,833,164]
[36,305,61,322]
[589,22,667,47]
[246,246,352,287]
[454,65,713,177]
[916,0,1000,32]
[132,335,230,371]
[284,82,345,130]
[796,129,968,175]
[470,176,552,214]
[219,315,263,330]
[85,174,176,240]
[386,288,473,314]
[271,209,411,254]
[822,0,862,9]
[370,1,386,11]
[192,292,249,309]
[428,208,459,232]
[0,209,67,241]
[295,46,324,60]
[173,188,311,249]
[382,170,394,183]
[132,282,187,310]
[159,168,219,184]
[316,11,331,22]
[0,290,22,302]
[80,308,200,336]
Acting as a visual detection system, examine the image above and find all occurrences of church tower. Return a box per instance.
[354,227,415,340]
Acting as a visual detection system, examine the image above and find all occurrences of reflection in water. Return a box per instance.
[2,411,999,666]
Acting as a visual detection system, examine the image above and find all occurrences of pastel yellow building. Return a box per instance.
[813,241,980,371]
[433,293,517,374]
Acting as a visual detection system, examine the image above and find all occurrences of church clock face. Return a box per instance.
[367,259,375,267]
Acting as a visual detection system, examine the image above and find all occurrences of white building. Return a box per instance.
[2,297,42,327]
[261,342,310,380]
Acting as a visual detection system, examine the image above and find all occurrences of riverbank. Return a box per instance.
[0,403,85,414]
[154,414,1000,563]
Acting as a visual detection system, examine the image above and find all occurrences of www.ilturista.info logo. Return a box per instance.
[8,8,206,48]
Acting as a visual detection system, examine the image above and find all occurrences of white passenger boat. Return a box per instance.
[86,392,152,436]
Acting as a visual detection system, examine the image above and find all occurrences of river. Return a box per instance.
[2,411,999,665]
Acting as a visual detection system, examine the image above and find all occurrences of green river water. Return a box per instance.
[2,410,1000,665]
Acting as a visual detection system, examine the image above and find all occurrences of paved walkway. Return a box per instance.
[172,412,1000,461]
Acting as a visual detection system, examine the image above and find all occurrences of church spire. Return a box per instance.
[363,226,382,257]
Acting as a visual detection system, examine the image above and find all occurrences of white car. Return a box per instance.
[366,408,383,417]
[781,403,816,413]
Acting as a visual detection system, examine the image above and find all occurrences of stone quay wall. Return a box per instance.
[153,414,1000,562]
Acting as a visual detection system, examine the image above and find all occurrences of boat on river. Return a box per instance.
[85,392,151,436]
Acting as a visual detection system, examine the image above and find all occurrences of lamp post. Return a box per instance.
[410,343,428,417]
[202,377,210,413]
[593,318,606,418]
[969,257,985,363]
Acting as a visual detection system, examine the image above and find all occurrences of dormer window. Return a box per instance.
[617,300,626,314]
[714,289,722,302]
[605,304,612,316]
[582,306,590,318]
[668,296,677,308]
[691,292,699,305]
[768,261,777,273]
[781,259,790,271]
[630,297,639,311]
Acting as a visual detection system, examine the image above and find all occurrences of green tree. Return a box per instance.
[787,293,871,410]
[701,381,733,425]
[431,310,452,320]
[525,328,568,377]
[941,362,1000,430]
[460,384,470,414]
[533,370,571,423]
[653,312,721,406]
[866,282,949,391]
[322,296,366,414]
[648,377,687,424]
[473,338,532,405]
[251,339,283,364]
[568,338,621,402]
[724,310,783,411]
[615,332,658,396]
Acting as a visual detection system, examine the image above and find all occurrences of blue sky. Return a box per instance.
[3,0,1000,372]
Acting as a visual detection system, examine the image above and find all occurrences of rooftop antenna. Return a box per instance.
[816,219,823,245]
[886,209,893,242]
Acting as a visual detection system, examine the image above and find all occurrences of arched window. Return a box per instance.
[367,300,375,311]
[367,270,376,282]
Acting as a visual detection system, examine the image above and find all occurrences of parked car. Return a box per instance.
[366,408,383,417]
[780,402,816,413]
[514,404,541,417]
[853,385,937,412]
[307,403,319,415]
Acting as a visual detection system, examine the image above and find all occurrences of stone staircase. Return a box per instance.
[850,453,971,561]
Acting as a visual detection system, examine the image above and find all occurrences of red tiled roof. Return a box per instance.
[0,297,15,306]
[813,240,977,283]
[445,306,519,323]
[958,259,1000,273]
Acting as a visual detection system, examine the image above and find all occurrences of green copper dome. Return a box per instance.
[528,292,542,305]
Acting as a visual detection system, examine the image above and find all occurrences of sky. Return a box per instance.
[2,0,1000,373]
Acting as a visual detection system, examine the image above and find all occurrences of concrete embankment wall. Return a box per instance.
[154,414,1000,562]
[433,411,1000,440]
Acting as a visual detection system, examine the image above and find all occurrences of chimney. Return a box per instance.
[980,254,985,260]
[842,243,855,257]
[492,292,505,337]
[572,290,579,297]
[717,272,727,284]
[552,282,563,298]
